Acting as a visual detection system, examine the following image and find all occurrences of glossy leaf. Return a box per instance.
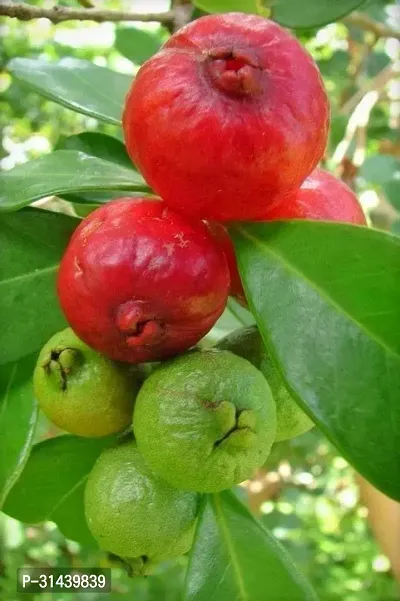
[231,221,400,500]
[8,57,131,124]
[115,27,165,65]
[272,0,366,28]
[56,132,132,168]
[3,436,113,546]
[0,355,38,509]
[56,132,136,205]
[0,150,150,211]
[193,0,259,14]
[184,491,318,601]
[0,208,78,365]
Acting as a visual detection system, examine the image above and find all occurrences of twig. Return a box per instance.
[333,90,381,166]
[343,11,400,41]
[340,63,395,115]
[171,0,193,32]
[0,2,174,24]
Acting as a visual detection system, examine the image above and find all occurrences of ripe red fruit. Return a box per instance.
[212,169,367,301]
[57,198,230,363]
[123,13,329,222]
[263,168,367,224]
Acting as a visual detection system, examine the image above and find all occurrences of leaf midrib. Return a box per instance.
[236,226,399,358]
[0,264,58,288]
[213,494,248,601]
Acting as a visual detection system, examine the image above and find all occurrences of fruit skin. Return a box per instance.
[206,221,246,303]
[262,168,367,224]
[211,169,367,301]
[57,198,230,364]
[33,328,138,437]
[133,350,277,493]
[216,326,313,442]
[123,12,329,222]
[84,439,199,572]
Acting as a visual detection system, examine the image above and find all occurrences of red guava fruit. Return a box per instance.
[211,169,367,301]
[262,168,367,223]
[123,12,329,222]
[57,198,230,363]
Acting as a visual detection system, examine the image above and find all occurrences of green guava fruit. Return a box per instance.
[133,350,277,492]
[84,439,199,573]
[216,326,314,442]
[33,328,138,437]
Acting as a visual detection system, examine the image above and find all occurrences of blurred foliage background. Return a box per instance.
[0,0,399,599]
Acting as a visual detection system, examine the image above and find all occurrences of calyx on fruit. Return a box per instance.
[216,326,314,442]
[33,328,138,438]
[84,439,199,574]
[133,350,277,493]
[57,198,230,364]
[123,12,329,222]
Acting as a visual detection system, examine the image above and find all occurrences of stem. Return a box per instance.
[0,2,174,24]
[343,11,400,41]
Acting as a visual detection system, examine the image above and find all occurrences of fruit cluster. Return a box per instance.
[34,12,366,572]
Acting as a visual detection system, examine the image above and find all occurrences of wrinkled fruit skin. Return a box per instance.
[123,12,329,222]
[58,198,230,363]
[213,169,367,301]
[216,326,314,442]
[133,350,277,493]
[84,439,199,571]
[33,328,137,437]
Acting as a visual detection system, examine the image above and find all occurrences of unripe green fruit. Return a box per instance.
[133,350,277,492]
[84,439,199,573]
[33,328,138,437]
[216,326,314,442]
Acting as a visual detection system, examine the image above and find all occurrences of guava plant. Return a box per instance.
[0,1,399,600]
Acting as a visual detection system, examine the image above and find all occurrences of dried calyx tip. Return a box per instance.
[42,347,82,391]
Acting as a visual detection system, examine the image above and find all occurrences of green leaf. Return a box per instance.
[56,132,136,205]
[360,155,399,185]
[115,27,165,65]
[193,0,259,14]
[8,58,131,125]
[0,208,78,365]
[384,180,400,211]
[56,132,133,168]
[184,491,318,601]
[0,355,38,509]
[231,221,400,501]
[0,150,150,211]
[3,435,113,547]
[272,0,366,28]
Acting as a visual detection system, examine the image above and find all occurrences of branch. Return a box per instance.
[0,2,174,24]
[340,63,395,115]
[343,11,400,41]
